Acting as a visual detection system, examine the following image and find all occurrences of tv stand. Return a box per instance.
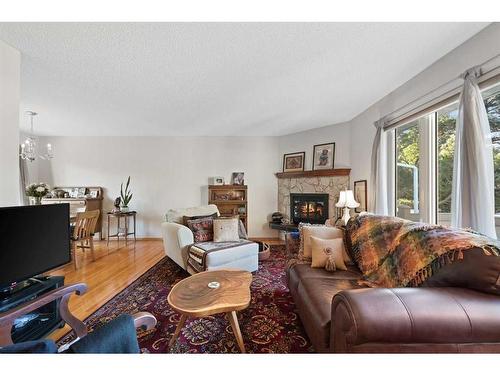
[0,276,49,300]
[0,276,65,343]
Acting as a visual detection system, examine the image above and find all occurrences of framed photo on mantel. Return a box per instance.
[283,152,305,173]
[312,142,335,170]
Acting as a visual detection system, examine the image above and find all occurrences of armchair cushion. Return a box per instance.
[166,204,219,224]
[0,339,58,354]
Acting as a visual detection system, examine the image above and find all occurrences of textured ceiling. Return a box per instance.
[0,23,489,136]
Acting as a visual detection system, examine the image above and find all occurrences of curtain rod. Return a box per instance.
[380,52,500,129]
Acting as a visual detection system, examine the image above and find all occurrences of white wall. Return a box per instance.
[37,136,279,238]
[278,121,351,170]
[0,40,20,206]
[349,23,500,210]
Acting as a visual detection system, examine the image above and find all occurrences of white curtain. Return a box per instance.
[451,67,497,239]
[370,120,389,215]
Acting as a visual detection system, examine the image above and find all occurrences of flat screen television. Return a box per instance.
[0,204,70,289]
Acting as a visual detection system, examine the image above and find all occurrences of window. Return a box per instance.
[483,85,500,214]
[393,82,500,225]
[436,104,458,225]
[395,120,422,221]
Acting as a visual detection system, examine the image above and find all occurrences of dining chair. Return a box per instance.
[72,209,100,269]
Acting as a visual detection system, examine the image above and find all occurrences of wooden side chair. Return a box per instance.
[72,209,100,269]
[0,283,157,353]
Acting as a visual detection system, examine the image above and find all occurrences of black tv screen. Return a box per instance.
[0,204,70,288]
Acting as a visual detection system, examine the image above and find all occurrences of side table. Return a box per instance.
[268,222,298,250]
[107,211,137,249]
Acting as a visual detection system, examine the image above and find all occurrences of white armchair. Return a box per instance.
[161,204,259,274]
[161,204,219,270]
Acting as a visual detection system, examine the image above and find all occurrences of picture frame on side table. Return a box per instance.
[354,180,367,213]
[209,176,225,185]
[231,172,245,185]
[312,142,335,170]
[283,152,305,172]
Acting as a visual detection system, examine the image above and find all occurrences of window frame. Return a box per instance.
[391,81,500,224]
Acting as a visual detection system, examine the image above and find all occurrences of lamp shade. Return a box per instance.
[335,191,346,207]
[345,190,360,209]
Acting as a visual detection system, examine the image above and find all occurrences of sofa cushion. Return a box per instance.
[422,247,500,295]
[295,277,362,351]
[287,263,362,296]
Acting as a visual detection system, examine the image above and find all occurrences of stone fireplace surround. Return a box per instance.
[277,174,350,224]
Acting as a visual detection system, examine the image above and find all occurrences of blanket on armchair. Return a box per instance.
[346,214,500,288]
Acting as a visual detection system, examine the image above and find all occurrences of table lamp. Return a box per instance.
[335,190,360,225]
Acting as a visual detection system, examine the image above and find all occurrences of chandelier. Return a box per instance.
[20,111,54,162]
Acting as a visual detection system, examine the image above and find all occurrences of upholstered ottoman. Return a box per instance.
[187,239,259,274]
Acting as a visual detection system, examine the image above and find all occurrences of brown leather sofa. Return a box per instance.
[286,233,500,353]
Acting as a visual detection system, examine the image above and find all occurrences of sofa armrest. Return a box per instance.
[330,287,500,353]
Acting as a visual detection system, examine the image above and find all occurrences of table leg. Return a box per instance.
[227,311,245,353]
[169,314,187,347]
[125,215,128,246]
[117,216,120,248]
[133,213,136,245]
[107,215,110,248]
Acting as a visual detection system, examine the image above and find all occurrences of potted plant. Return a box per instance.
[26,183,50,205]
[120,176,133,212]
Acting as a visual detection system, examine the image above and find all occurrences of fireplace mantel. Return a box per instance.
[275,168,350,179]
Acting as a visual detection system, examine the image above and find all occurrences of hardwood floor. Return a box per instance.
[47,237,283,341]
[47,239,165,340]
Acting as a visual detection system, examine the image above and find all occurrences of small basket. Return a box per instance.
[257,241,271,261]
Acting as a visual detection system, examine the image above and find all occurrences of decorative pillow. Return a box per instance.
[298,223,324,261]
[310,236,347,271]
[301,225,350,263]
[183,213,218,227]
[213,218,239,242]
[187,217,214,243]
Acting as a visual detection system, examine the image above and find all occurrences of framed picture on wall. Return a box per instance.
[283,152,305,172]
[312,142,335,170]
[354,180,367,213]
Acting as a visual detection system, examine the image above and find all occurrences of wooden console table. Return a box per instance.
[106,211,137,248]
[42,186,104,240]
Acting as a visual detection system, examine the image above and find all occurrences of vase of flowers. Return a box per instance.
[120,176,133,212]
[26,183,50,205]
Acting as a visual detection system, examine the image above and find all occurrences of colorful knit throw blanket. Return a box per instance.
[346,214,500,288]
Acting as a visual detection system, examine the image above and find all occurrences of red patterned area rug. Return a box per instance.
[57,245,314,353]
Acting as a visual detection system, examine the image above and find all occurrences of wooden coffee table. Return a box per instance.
[167,269,252,353]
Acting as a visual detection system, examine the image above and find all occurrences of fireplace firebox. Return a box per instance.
[290,193,329,224]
